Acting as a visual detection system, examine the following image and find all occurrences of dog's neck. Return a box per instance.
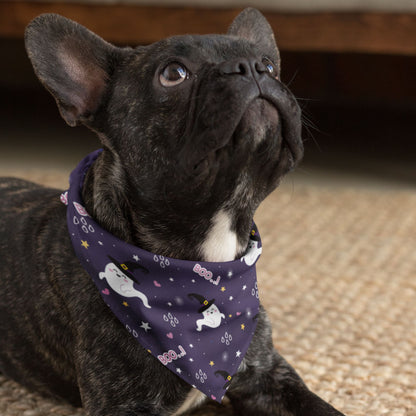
[81,151,252,262]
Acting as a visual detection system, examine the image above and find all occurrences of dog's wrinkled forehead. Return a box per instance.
[152,34,261,63]
[139,34,277,79]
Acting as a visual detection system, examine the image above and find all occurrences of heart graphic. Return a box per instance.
[102,288,110,295]
[236,312,241,316]
[166,332,173,339]
[153,280,161,287]
[211,395,216,401]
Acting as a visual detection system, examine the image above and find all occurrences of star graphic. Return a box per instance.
[122,301,129,307]
[228,314,233,318]
[176,368,182,374]
[81,240,89,249]
[227,271,233,277]
[169,277,174,282]
[220,286,226,292]
[140,321,151,332]
[189,344,194,348]
[229,296,234,301]
[189,358,194,362]
[241,324,245,330]
[242,285,247,290]
[236,350,242,358]
[209,361,215,367]
[133,255,139,261]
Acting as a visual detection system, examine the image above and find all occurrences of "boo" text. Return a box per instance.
[158,345,186,365]
[193,264,221,286]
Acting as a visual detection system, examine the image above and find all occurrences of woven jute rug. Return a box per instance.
[0,169,415,416]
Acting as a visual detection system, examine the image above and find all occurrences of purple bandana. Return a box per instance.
[62,150,262,402]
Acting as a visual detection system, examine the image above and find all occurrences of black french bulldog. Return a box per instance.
[0,8,345,416]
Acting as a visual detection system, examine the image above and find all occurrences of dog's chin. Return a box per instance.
[237,98,280,144]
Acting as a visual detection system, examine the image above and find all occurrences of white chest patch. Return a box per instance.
[200,210,240,262]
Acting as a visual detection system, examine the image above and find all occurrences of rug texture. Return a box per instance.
[0,169,415,416]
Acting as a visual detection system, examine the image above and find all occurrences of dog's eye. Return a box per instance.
[159,63,188,87]
[262,58,278,79]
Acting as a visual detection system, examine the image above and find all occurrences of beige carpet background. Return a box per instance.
[0,170,415,416]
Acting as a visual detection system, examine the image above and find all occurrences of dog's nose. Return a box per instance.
[219,57,267,78]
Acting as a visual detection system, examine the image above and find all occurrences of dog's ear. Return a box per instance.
[228,8,280,74]
[25,14,124,127]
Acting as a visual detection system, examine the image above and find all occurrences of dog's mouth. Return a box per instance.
[176,76,303,187]
[189,89,303,178]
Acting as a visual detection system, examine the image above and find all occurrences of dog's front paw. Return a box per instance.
[289,389,345,416]
[226,354,345,416]
[229,386,345,416]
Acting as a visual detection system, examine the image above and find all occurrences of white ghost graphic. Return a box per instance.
[241,240,262,266]
[196,304,225,332]
[99,262,151,309]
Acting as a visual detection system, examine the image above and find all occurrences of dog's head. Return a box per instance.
[25,9,303,253]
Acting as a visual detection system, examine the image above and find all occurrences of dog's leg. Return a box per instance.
[72,321,194,416]
[226,308,345,416]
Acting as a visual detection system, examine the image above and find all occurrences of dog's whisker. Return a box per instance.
[284,68,299,88]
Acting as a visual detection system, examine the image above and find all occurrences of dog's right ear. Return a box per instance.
[25,14,125,127]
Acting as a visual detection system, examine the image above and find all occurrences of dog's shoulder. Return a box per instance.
[0,176,51,197]
[0,176,61,202]
[0,176,65,234]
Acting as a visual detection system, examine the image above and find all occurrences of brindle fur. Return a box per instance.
[0,9,344,416]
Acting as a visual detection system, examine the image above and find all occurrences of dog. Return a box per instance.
[0,8,345,416]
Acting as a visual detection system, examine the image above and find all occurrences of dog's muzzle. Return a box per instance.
[178,56,303,177]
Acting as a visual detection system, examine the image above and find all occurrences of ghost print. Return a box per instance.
[241,240,262,266]
[196,304,225,331]
[99,262,151,308]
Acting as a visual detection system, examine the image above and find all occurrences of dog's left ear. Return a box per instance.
[227,8,280,75]
[25,14,127,127]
